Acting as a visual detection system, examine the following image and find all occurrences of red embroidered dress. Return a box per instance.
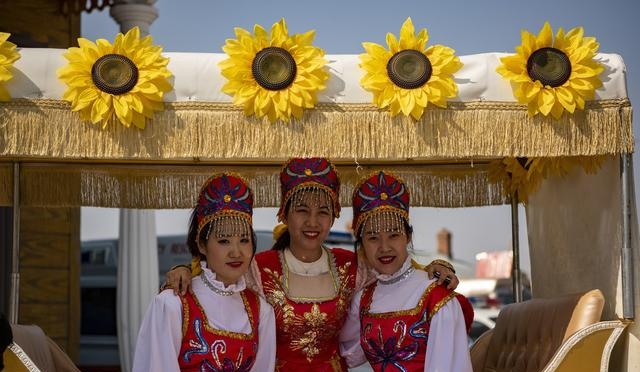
[256,248,357,371]
[359,281,455,372]
[178,290,260,372]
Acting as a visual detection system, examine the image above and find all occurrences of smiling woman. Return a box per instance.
[131,173,277,372]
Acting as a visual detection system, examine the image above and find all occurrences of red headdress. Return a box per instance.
[196,173,253,239]
[352,171,410,236]
[277,157,341,221]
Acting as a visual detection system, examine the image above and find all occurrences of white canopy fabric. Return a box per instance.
[6,49,629,103]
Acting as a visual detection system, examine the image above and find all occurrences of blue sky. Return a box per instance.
[79,0,640,275]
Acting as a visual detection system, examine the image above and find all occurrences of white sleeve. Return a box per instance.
[424,298,472,372]
[250,297,276,371]
[339,289,367,368]
[132,290,183,372]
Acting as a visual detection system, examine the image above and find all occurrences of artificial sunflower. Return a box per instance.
[57,27,172,129]
[359,17,462,120]
[219,18,329,123]
[496,22,604,119]
[488,156,607,203]
[0,32,20,101]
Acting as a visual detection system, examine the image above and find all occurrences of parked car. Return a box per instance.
[456,277,532,308]
[79,230,354,369]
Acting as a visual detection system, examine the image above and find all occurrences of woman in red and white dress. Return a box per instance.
[132,173,276,372]
[340,171,473,372]
[166,158,460,371]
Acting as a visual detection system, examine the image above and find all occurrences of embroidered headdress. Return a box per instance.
[352,171,410,237]
[196,173,253,240]
[277,157,341,221]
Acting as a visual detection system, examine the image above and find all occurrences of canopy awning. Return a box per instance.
[0,49,633,208]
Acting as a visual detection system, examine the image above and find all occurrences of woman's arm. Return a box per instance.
[131,291,183,372]
[251,297,276,371]
[339,289,367,368]
[163,265,193,295]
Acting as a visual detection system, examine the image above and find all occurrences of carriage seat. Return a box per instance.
[470,289,629,372]
[2,324,80,372]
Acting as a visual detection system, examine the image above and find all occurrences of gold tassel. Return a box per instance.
[273,223,288,241]
[0,99,633,161]
[191,257,202,276]
[14,162,508,208]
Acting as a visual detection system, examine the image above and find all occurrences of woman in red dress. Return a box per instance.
[166,158,460,371]
[133,173,276,372]
[340,171,473,371]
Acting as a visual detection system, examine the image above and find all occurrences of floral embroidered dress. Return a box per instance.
[132,266,276,372]
[178,289,259,372]
[254,247,357,371]
[340,258,472,372]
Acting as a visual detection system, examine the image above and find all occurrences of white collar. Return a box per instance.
[200,262,246,293]
[374,256,414,284]
[284,247,329,276]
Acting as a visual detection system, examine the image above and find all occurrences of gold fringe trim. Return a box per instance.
[0,99,633,161]
[12,163,507,208]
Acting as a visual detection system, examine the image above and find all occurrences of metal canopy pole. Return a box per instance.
[9,162,20,323]
[511,191,522,303]
[620,153,635,319]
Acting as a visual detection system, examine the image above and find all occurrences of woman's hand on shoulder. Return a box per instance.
[425,260,459,290]
[162,265,193,295]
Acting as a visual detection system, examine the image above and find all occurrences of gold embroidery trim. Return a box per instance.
[181,291,257,340]
[428,291,457,322]
[363,281,438,318]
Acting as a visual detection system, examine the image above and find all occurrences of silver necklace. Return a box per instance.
[379,266,415,285]
[200,272,234,296]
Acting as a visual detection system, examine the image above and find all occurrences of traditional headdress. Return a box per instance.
[196,173,254,241]
[277,157,341,221]
[352,171,410,237]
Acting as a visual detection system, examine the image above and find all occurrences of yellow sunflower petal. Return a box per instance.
[537,88,556,116]
[536,22,553,49]
[555,86,576,113]
[398,90,415,116]
[398,18,415,50]
[386,32,399,54]
[554,27,567,51]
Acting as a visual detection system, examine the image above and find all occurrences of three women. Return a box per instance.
[163,158,467,371]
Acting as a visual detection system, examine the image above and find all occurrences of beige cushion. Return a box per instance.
[479,289,604,372]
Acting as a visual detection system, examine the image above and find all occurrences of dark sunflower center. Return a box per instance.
[91,54,139,95]
[386,50,432,89]
[252,47,297,90]
[526,47,572,87]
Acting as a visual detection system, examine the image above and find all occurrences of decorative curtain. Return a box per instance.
[525,156,640,370]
